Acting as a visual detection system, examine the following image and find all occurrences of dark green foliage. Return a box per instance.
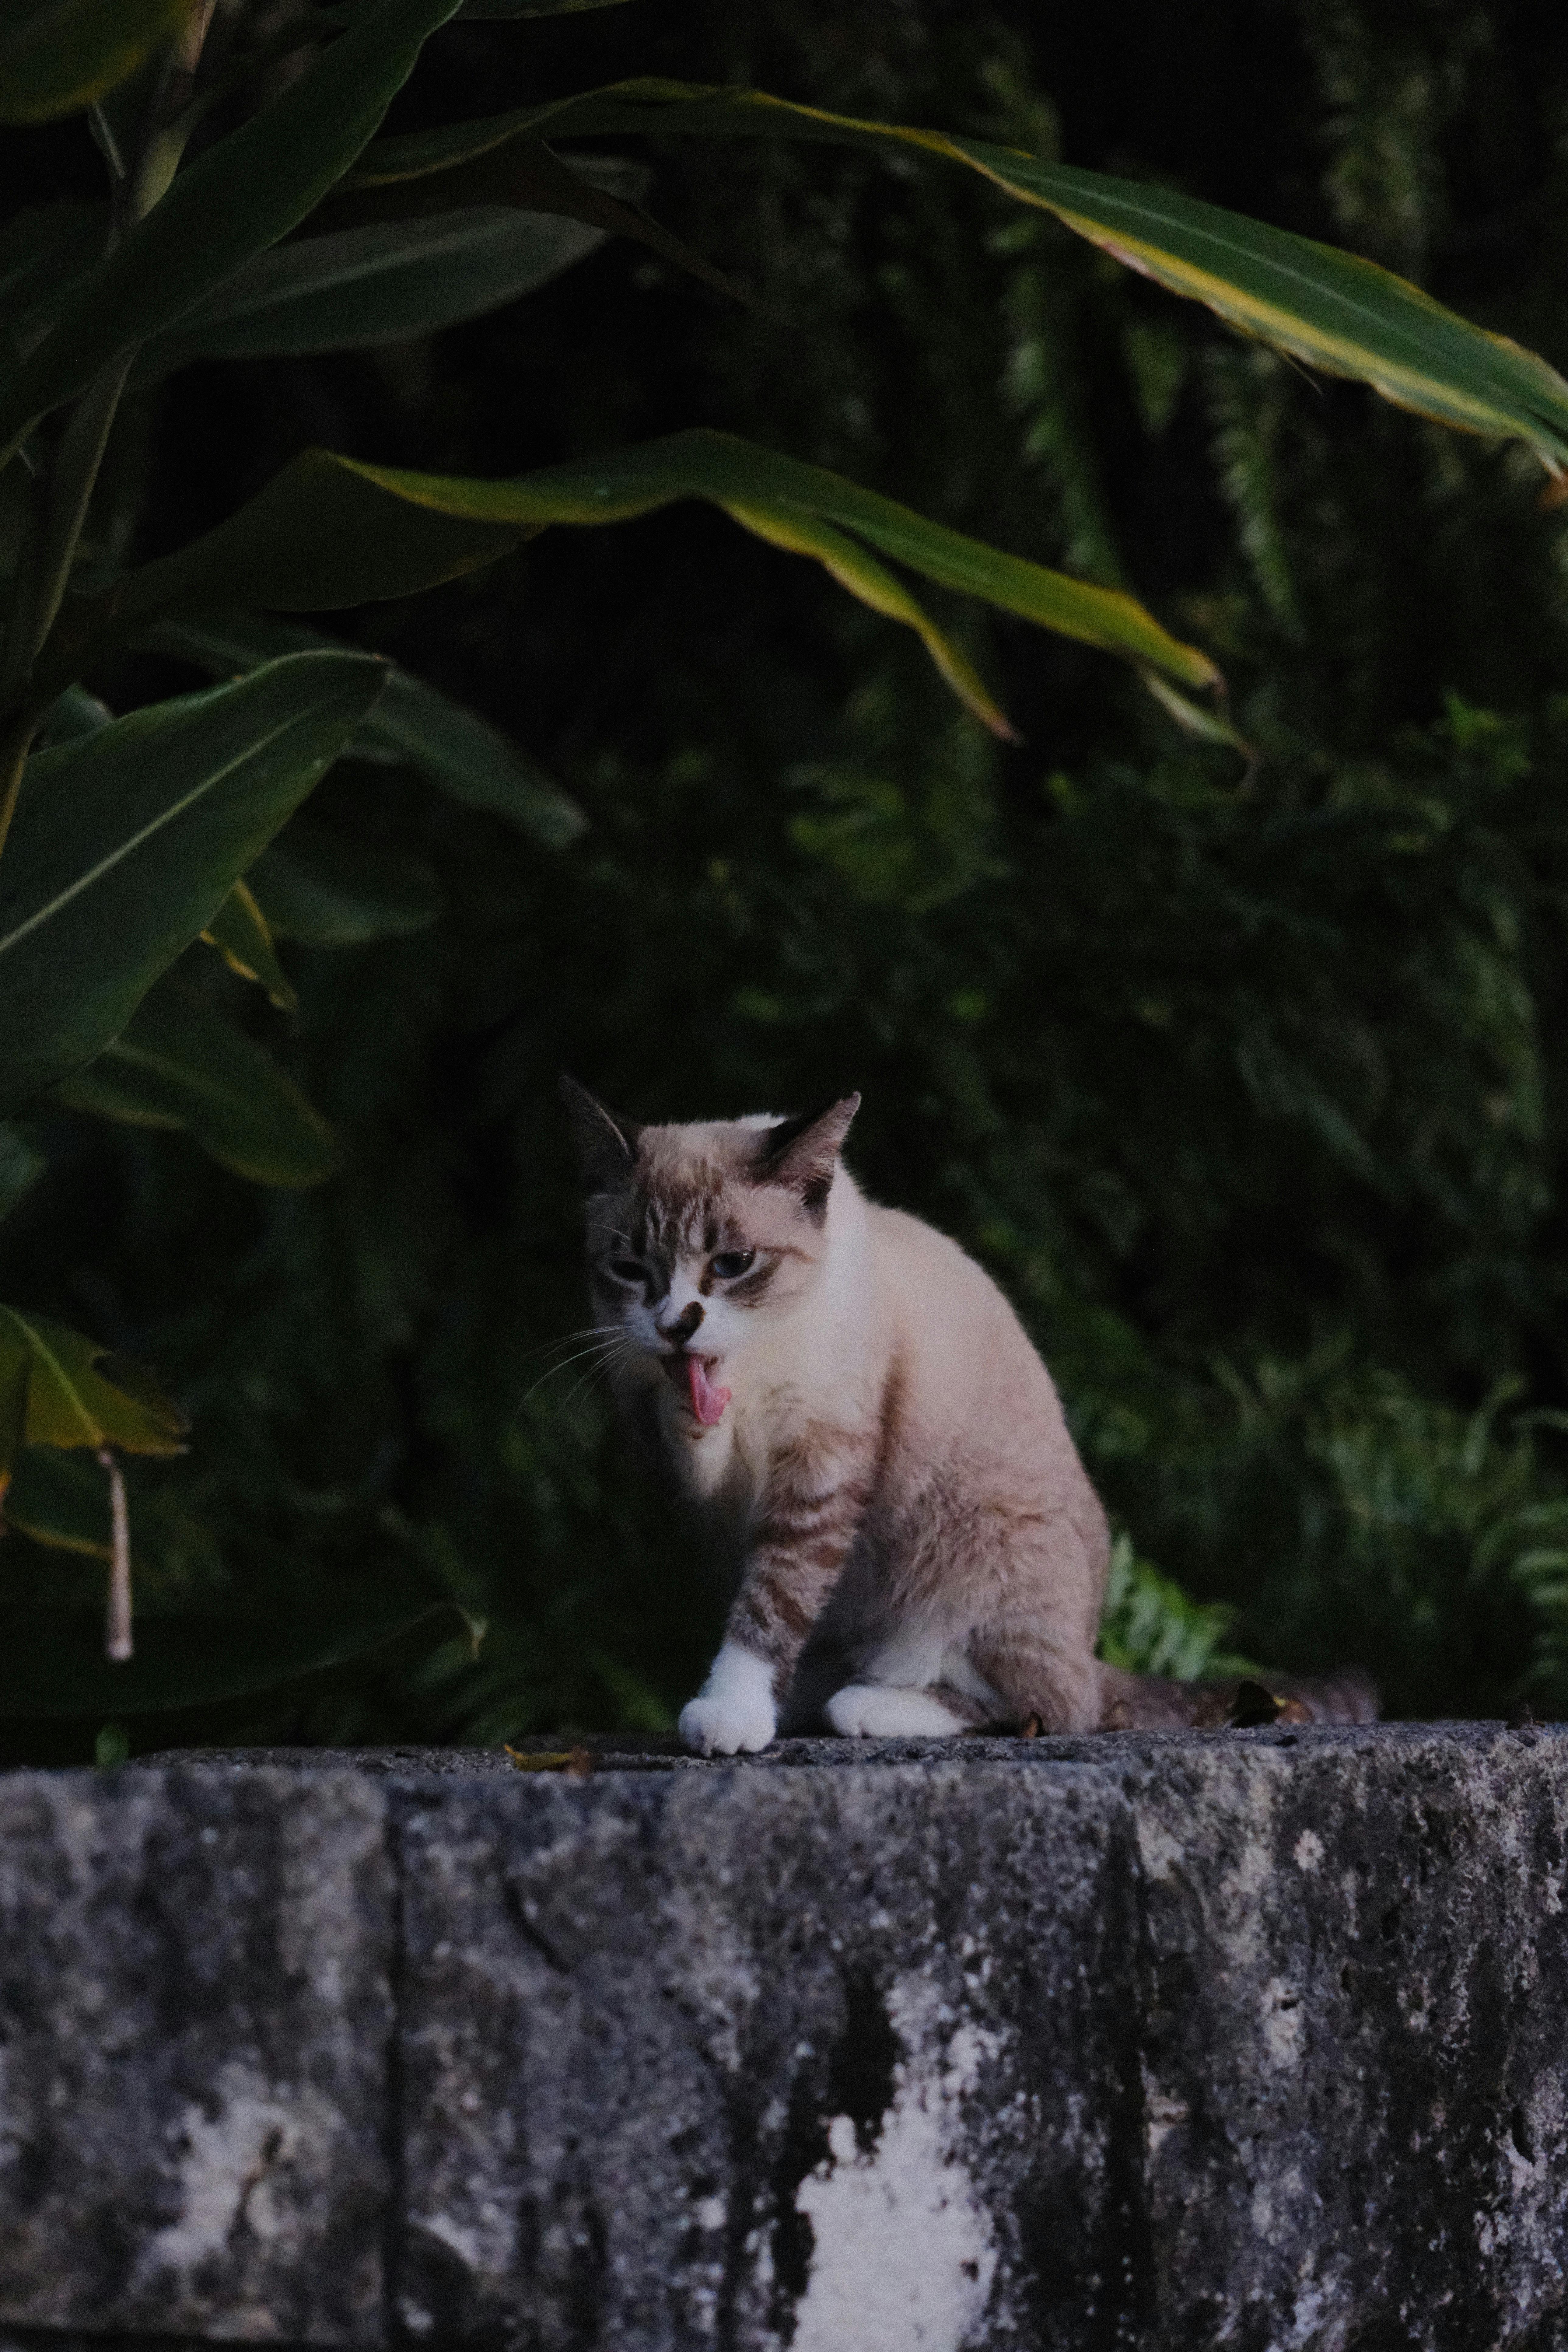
[0,655,385,1109]
[6,0,1568,1753]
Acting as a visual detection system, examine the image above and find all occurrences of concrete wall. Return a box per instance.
[1,1724,1565,2351]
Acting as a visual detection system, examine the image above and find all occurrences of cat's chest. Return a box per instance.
[658,1392,752,1510]
[662,1391,803,1517]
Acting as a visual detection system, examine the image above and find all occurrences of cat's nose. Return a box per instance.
[659,1300,704,1346]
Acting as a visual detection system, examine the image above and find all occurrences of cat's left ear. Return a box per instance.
[754,1093,860,1217]
[560,1076,642,1189]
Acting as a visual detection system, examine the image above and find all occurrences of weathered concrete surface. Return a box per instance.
[1,1726,1566,2350]
[393,1759,1139,2352]
[1121,1730,1568,2350]
[0,1768,394,2347]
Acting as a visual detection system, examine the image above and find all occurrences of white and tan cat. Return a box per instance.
[563,1081,1375,1754]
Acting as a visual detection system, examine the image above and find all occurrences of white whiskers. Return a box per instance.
[511,1327,641,1424]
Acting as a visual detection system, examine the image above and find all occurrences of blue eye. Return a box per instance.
[711,1250,756,1280]
[607,1257,645,1285]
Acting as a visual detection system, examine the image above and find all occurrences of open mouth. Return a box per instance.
[661,1350,731,1426]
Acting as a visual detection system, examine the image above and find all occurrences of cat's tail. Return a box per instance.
[1096,1661,1379,1731]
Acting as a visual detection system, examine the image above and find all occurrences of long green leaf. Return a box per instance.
[132,208,604,379]
[374,669,588,838]
[109,432,1223,731]
[352,78,1568,472]
[0,0,466,458]
[0,652,385,1115]
[142,611,585,844]
[249,817,444,947]
[0,0,189,126]
[0,1301,186,1478]
[49,979,337,1187]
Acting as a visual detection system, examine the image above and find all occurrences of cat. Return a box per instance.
[562,1080,1377,1753]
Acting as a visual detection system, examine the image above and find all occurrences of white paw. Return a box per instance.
[825,1684,969,1738]
[679,1694,776,1755]
[679,1643,778,1755]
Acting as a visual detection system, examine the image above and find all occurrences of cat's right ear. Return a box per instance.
[560,1076,642,1189]
[753,1092,860,1218]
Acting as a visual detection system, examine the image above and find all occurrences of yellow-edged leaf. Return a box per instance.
[107,431,1227,738]
[0,1301,187,1476]
[720,499,1015,738]
[348,78,1568,473]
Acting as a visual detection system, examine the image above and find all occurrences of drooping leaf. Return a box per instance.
[1140,672,1254,754]
[371,669,587,840]
[0,0,467,459]
[249,817,445,947]
[0,1123,45,1222]
[0,652,386,1115]
[110,432,1226,733]
[352,78,1568,472]
[140,612,585,844]
[0,0,189,126]
[49,979,338,1188]
[201,879,296,1011]
[720,495,1016,735]
[132,208,604,379]
[0,1301,186,1480]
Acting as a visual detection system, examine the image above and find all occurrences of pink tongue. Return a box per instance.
[685,1355,731,1426]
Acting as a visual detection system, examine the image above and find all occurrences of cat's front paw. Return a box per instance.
[679,1694,776,1755]
[678,1643,777,1755]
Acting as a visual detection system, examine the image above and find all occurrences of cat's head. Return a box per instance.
[561,1080,859,1424]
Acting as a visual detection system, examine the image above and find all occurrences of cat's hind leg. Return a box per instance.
[969,1619,1101,1734]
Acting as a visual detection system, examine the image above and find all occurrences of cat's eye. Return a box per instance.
[711,1250,756,1280]
[606,1256,646,1285]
